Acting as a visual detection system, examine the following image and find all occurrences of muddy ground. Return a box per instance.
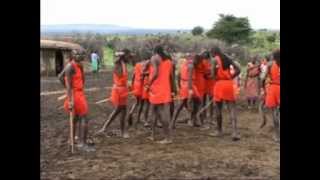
[41,71,280,180]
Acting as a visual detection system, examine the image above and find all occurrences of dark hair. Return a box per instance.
[141,50,152,60]
[273,49,280,66]
[153,45,166,59]
[210,47,232,70]
[265,55,271,62]
[201,51,211,59]
[193,54,202,65]
[122,48,131,56]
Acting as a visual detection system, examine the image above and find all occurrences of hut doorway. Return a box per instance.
[55,51,64,76]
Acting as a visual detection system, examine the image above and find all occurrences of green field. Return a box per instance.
[103,46,114,67]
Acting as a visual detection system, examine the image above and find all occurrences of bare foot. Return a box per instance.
[273,135,280,143]
[122,132,130,139]
[147,136,155,141]
[144,122,151,127]
[157,139,172,144]
[200,126,210,131]
[232,133,241,141]
[209,131,223,137]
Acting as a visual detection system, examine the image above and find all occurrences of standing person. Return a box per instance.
[139,56,152,127]
[258,55,271,129]
[91,51,100,74]
[202,50,215,120]
[209,47,241,141]
[58,49,96,152]
[260,49,280,142]
[126,58,144,127]
[194,54,207,125]
[171,53,201,129]
[96,49,132,138]
[127,50,153,128]
[230,61,241,101]
[146,45,175,144]
[244,57,260,109]
[164,49,177,119]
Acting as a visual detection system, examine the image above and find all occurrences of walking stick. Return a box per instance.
[69,109,74,154]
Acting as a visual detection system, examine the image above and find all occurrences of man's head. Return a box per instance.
[116,48,132,64]
[210,47,221,57]
[153,45,166,59]
[193,54,202,65]
[74,49,86,63]
[201,51,211,60]
[273,49,280,65]
[70,49,77,60]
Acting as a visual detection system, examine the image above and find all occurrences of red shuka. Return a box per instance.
[194,59,207,98]
[213,55,235,102]
[148,59,172,104]
[202,59,216,96]
[110,62,129,106]
[265,61,280,108]
[132,63,143,98]
[179,59,200,99]
[64,60,88,116]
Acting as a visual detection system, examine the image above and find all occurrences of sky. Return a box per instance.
[41,0,280,30]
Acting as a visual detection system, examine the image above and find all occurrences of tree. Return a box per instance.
[266,33,277,43]
[191,26,204,36]
[206,14,252,44]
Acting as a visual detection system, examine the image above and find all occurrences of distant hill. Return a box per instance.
[41,24,190,35]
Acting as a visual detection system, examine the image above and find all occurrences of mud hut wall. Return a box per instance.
[62,50,71,66]
[41,49,56,76]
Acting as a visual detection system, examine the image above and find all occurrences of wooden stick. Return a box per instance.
[95,98,111,104]
[69,110,74,154]
[57,94,67,101]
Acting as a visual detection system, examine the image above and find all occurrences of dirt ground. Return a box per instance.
[40,71,280,180]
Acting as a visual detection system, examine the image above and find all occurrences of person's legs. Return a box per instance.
[157,104,172,144]
[171,99,187,129]
[143,100,151,127]
[209,95,214,119]
[149,104,158,141]
[210,101,223,137]
[136,99,145,127]
[170,101,175,120]
[191,98,201,127]
[73,116,80,142]
[119,106,129,138]
[78,116,95,151]
[272,107,280,142]
[259,100,268,129]
[226,101,240,141]
[202,95,207,119]
[96,107,122,134]
[127,97,140,127]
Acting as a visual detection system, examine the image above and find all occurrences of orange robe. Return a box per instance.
[110,62,129,106]
[265,61,280,108]
[194,60,207,98]
[149,59,172,104]
[213,55,235,102]
[179,59,200,99]
[202,59,215,97]
[64,60,88,116]
[132,63,143,98]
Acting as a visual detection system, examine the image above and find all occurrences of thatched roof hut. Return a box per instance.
[41,40,84,51]
[40,40,85,77]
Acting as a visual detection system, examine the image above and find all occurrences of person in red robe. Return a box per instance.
[59,49,95,152]
[210,47,241,141]
[96,49,132,138]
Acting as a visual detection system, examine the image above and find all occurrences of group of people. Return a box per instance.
[58,46,280,152]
